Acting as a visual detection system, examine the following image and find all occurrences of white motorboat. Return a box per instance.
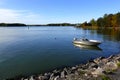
[73,38,101,46]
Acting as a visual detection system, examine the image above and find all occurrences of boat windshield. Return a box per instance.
[81,38,89,41]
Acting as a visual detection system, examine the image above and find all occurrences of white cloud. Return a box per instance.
[0,8,43,24]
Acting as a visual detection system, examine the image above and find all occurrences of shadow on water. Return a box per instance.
[90,28,120,41]
[76,27,120,41]
[73,43,102,51]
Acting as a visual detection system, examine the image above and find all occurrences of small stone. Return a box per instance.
[64,68,69,74]
[75,71,79,75]
[44,73,48,76]
[72,67,76,70]
[29,76,34,80]
[85,73,88,76]
[61,71,65,78]
[50,73,54,77]
[38,76,43,80]
[54,76,59,80]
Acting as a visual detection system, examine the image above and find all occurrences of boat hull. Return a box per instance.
[73,43,102,50]
[73,40,101,46]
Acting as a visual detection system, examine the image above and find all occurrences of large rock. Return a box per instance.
[94,57,105,64]
[91,67,104,77]
[88,62,98,69]
[108,55,115,59]
[104,61,118,71]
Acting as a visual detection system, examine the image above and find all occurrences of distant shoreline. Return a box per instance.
[0,23,75,27]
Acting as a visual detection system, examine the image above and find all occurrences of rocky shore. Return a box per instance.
[8,53,120,80]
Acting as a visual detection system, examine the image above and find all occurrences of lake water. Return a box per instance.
[0,26,120,79]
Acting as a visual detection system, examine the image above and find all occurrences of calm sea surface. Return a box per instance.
[0,26,120,79]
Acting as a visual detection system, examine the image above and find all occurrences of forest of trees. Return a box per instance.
[80,12,120,28]
[46,23,75,26]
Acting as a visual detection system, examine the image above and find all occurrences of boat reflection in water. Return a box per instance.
[73,43,102,51]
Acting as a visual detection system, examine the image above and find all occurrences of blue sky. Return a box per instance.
[0,0,120,24]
